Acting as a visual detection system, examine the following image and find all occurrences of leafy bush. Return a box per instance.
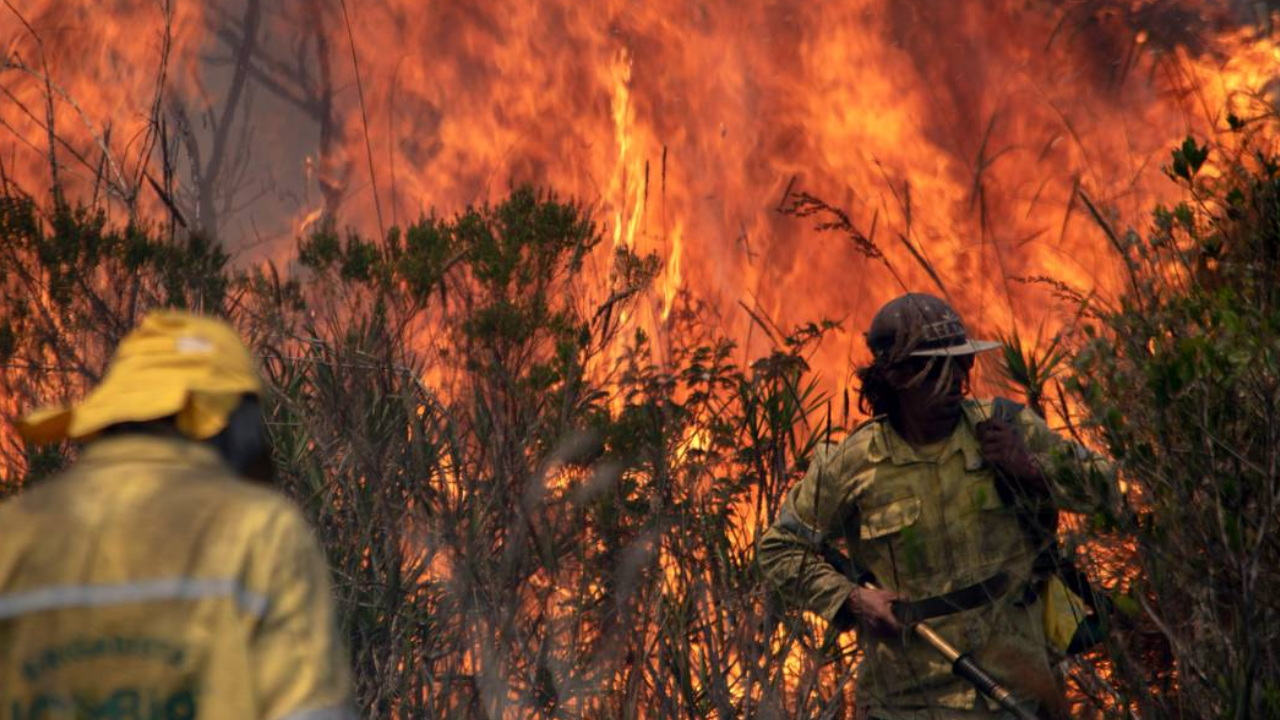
[0,185,852,718]
[0,193,229,490]
[1062,125,1280,719]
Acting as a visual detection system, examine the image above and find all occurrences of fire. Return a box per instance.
[295,206,325,238]
[607,48,644,255]
[4,1,1277,378]
[5,0,1280,713]
[661,221,684,321]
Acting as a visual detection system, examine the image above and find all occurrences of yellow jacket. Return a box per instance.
[0,435,353,720]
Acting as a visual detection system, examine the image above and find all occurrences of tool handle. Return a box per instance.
[871,584,1041,720]
[953,654,1039,720]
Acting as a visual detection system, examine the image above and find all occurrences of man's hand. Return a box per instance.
[846,585,903,635]
[976,418,1047,491]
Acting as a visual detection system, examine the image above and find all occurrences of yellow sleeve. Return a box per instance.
[252,507,355,720]
[757,435,870,624]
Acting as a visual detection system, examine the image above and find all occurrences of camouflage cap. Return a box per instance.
[866,293,1000,361]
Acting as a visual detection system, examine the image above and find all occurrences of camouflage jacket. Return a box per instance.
[757,399,1114,718]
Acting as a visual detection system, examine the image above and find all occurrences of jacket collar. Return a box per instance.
[77,434,230,473]
[866,401,986,471]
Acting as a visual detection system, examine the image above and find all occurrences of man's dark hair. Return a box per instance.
[856,356,898,418]
[208,396,272,481]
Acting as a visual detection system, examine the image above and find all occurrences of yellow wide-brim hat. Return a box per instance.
[16,310,262,444]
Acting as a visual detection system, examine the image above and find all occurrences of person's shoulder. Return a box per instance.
[142,461,312,543]
[809,418,882,476]
[846,417,883,449]
[208,472,294,508]
[0,479,41,527]
[207,476,310,530]
[197,479,322,568]
[0,464,91,522]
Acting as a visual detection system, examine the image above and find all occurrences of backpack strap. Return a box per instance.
[985,396,1060,564]
[991,396,1025,424]
[987,398,1108,625]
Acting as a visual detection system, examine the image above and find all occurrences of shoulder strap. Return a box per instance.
[986,395,1058,545]
[991,396,1025,424]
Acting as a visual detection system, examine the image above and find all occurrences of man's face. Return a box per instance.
[885,353,974,423]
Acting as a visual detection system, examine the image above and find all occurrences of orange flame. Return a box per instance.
[4,2,1277,376]
[4,5,1279,710]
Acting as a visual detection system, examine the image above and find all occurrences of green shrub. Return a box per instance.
[1063,125,1280,719]
[1,185,849,718]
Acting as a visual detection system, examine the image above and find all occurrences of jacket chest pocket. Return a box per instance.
[859,496,923,540]
[856,494,929,581]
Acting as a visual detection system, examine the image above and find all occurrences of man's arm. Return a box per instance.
[757,437,883,626]
[1019,407,1118,515]
[251,507,355,720]
[979,406,1118,515]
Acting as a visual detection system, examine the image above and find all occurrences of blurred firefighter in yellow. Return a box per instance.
[0,310,354,720]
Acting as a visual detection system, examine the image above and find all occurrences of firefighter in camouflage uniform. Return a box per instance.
[758,293,1114,720]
